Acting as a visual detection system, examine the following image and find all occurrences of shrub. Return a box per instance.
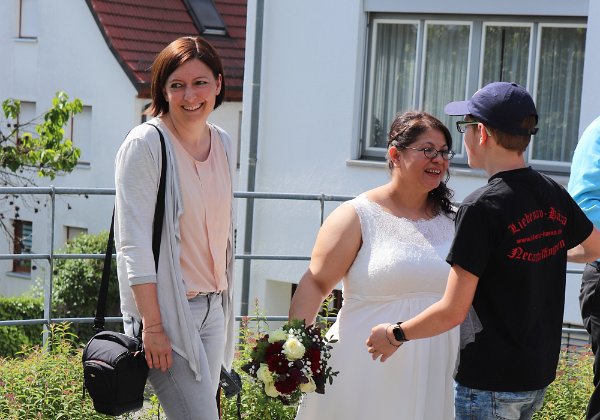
[533,347,594,420]
[0,296,43,357]
[0,323,160,419]
[51,231,121,342]
[0,323,108,419]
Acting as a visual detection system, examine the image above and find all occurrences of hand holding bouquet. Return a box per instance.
[241,319,338,405]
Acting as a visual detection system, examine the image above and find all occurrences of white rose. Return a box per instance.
[264,381,280,398]
[282,336,305,360]
[256,364,273,384]
[299,376,317,394]
[268,329,288,343]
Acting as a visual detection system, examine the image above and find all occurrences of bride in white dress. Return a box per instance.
[289,111,459,420]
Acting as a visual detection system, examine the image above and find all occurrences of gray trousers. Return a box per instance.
[125,293,225,420]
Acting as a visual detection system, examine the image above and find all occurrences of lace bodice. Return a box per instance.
[342,194,455,300]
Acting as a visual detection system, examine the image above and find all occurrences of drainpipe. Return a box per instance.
[240,0,264,316]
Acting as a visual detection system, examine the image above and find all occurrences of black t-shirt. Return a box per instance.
[447,167,593,391]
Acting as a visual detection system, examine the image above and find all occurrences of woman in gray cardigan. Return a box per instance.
[114,36,235,420]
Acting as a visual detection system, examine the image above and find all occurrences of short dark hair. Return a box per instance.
[387,111,455,217]
[148,36,225,116]
[482,115,537,154]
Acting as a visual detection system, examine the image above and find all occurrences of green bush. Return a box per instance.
[0,296,43,357]
[533,347,594,420]
[0,323,160,420]
[51,231,121,342]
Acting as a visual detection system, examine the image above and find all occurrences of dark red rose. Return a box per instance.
[266,352,288,374]
[275,374,301,394]
[265,341,283,358]
[288,367,303,383]
[306,347,321,374]
[313,372,326,394]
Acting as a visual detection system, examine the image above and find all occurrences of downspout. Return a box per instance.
[240,0,264,316]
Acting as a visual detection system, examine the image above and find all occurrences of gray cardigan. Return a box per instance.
[114,117,235,380]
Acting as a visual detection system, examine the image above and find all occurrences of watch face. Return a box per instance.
[393,325,405,342]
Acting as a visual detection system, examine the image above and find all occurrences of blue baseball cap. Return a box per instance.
[444,82,538,136]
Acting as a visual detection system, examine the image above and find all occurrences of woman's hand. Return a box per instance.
[142,329,173,371]
[131,283,172,371]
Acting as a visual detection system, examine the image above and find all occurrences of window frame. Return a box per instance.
[362,13,587,173]
[17,0,38,39]
[528,22,587,172]
[363,18,421,158]
[68,105,92,165]
[12,219,32,274]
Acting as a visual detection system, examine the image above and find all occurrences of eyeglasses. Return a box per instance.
[456,120,480,133]
[399,145,455,161]
[456,120,494,136]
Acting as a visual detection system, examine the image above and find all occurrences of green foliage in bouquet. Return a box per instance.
[533,347,594,420]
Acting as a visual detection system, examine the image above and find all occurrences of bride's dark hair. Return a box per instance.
[387,111,455,217]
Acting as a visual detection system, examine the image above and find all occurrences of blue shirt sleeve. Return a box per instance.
[568,116,600,229]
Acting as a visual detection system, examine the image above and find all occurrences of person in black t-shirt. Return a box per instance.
[366,82,600,420]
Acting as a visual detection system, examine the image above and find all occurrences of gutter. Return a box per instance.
[240,0,265,316]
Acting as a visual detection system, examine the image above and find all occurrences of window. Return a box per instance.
[68,105,92,163]
[12,220,32,273]
[291,284,343,318]
[363,15,586,172]
[65,226,87,243]
[183,0,227,36]
[14,101,36,144]
[18,0,38,39]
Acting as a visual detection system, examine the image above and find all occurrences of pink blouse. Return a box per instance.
[171,125,232,298]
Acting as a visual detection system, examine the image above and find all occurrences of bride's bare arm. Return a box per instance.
[289,203,362,325]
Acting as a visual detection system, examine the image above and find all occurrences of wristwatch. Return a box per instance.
[392,322,409,343]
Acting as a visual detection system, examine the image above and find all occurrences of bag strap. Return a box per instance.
[93,123,167,333]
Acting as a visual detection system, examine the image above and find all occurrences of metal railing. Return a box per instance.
[0,187,352,332]
[0,187,589,346]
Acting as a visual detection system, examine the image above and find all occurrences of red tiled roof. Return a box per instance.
[86,0,246,101]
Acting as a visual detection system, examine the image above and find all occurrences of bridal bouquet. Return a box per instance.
[241,319,338,405]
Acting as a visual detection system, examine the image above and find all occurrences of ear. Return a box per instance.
[163,87,168,103]
[388,146,401,165]
[216,74,222,96]
[478,123,489,145]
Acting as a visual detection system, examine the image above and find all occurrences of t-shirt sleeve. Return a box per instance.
[446,203,495,278]
[566,196,594,249]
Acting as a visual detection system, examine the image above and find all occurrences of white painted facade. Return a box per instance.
[237,0,600,325]
[0,1,242,296]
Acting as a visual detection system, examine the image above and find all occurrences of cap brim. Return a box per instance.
[444,100,470,116]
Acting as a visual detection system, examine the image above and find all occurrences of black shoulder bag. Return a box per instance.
[82,123,166,416]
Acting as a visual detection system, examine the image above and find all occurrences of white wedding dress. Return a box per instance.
[295,194,459,420]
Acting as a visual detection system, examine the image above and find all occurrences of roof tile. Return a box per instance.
[87,0,246,100]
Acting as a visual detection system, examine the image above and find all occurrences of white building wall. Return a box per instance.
[239,0,596,324]
[0,0,242,297]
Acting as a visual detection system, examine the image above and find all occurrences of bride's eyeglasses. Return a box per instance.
[399,145,455,161]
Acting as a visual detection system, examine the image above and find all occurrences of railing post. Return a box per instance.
[319,193,325,226]
[42,185,57,348]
